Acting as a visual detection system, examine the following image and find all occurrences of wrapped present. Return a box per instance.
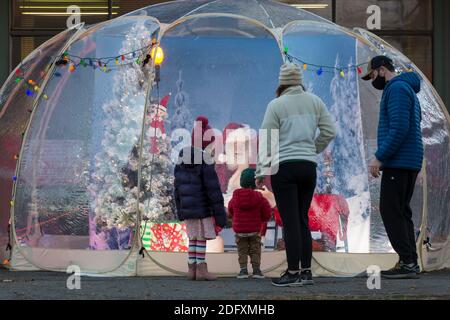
[141,221,188,252]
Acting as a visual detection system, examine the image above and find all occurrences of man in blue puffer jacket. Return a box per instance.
[362,56,423,279]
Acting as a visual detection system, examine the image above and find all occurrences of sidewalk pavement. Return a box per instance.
[1,269,449,300]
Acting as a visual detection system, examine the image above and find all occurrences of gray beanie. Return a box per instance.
[279,63,303,86]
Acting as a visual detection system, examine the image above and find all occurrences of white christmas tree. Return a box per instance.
[328,56,367,200]
[89,20,154,229]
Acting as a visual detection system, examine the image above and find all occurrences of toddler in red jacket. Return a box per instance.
[228,168,272,279]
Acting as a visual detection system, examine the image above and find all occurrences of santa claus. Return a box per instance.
[215,123,277,248]
[216,122,275,207]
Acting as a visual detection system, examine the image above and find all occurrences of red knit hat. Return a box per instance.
[192,116,215,149]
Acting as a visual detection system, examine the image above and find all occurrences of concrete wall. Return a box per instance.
[434,0,450,112]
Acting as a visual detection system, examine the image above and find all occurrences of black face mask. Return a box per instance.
[372,75,387,90]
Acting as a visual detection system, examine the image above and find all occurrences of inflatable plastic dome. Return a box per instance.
[0,0,448,276]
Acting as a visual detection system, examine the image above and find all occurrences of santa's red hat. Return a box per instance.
[222,122,246,144]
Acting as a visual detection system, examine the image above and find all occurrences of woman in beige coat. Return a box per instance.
[256,63,337,287]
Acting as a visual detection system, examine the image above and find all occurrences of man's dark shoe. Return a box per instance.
[300,270,314,285]
[381,261,419,279]
[414,264,420,274]
[271,270,302,287]
[393,260,420,274]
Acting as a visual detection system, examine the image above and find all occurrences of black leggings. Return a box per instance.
[271,161,317,270]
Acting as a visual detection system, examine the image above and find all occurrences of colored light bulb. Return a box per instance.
[150,46,165,65]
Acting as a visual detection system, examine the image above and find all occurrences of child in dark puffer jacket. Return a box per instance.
[228,168,272,279]
[174,116,227,281]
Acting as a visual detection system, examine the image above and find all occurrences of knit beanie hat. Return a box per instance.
[192,115,215,150]
[240,168,256,189]
[279,63,303,86]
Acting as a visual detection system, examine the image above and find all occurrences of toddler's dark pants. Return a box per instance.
[236,234,262,270]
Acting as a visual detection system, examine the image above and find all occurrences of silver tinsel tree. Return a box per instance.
[89,20,154,229]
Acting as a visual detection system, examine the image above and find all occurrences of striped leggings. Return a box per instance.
[188,238,207,264]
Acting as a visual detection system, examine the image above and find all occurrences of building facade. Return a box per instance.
[0,0,448,110]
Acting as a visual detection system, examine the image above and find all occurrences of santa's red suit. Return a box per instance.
[273,193,350,251]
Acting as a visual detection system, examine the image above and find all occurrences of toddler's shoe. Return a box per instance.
[252,268,265,279]
[237,268,249,279]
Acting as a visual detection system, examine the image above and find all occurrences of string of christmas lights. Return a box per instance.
[284,47,368,78]
[56,41,158,75]
[12,40,161,104]
[13,67,50,100]
[14,43,371,105]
